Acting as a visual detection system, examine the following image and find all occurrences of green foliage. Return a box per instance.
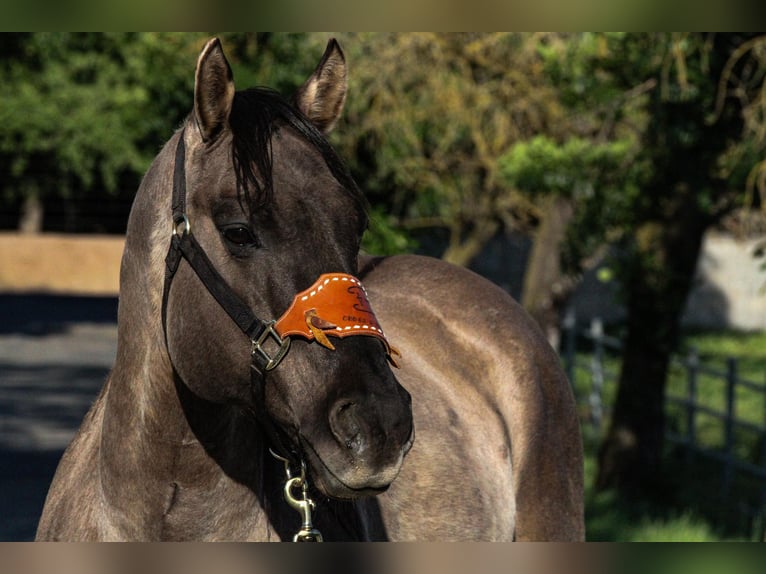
[361,206,418,256]
[499,135,637,202]
[2,33,764,258]
[0,32,410,244]
[499,134,646,278]
[500,33,766,330]
[0,33,206,203]
[330,33,567,263]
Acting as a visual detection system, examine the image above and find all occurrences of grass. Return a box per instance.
[582,429,746,541]
[573,328,766,541]
[668,330,766,470]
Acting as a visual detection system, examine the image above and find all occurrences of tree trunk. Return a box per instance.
[441,219,499,268]
[595,287,674,495]
[594,34,748,496]
[520,195,575,350]
[19,193,43,234]
[596,204,708,495]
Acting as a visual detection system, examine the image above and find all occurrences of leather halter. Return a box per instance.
[161,131,284,374]
[160,129,395,466]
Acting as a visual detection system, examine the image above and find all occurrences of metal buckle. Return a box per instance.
[172,213,191,236]
[251,320,291,371]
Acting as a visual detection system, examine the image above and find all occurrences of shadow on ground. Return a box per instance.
[0,294,117,540]
[0,293,118,336]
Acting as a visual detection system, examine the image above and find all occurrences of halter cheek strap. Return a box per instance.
[161,130,300,466]
[162,131,281,374]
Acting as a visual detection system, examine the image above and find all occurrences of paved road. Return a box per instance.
[0,294,117,541]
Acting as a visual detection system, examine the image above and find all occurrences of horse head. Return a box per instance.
[152,38,413,499]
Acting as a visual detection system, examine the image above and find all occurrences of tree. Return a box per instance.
[329,33,568,264]
[0,33,204,232]
[595,33,766,495]
[502,33,766,496]
[497,33,650,347]
[500,135,639,347]
[0,33,348,234]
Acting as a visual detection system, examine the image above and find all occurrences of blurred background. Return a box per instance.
[1,32,766,541]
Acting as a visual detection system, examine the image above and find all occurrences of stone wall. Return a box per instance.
[567,232,766,331]
[683,233,766,330]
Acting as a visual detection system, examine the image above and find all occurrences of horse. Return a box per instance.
[36,37,584,541]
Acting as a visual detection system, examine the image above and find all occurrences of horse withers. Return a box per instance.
[36,37,584,541]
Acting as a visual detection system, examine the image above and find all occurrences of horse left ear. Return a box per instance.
[194,38,235,143]
[294,39,347,134]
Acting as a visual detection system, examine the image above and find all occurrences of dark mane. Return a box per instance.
[228,87,367,230]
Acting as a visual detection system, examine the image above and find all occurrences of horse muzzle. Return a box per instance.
[300,383,414,499]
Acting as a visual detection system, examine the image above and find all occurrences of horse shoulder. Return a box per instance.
[359,254,585,541]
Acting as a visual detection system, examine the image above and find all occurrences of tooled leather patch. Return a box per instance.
[274,273,399,365]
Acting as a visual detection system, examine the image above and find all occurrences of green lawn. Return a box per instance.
[573,329,766,541]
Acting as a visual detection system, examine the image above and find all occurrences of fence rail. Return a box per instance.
[561,311,766,538]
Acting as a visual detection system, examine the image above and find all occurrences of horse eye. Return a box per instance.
[221,225,258,247]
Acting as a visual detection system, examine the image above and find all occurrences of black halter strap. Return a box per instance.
[163,132,269,347]
[161,129,300,469]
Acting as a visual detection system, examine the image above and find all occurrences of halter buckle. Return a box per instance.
[172,213,191,236]
[251,320,291,371]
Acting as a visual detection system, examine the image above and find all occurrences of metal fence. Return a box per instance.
[561,311,766,538]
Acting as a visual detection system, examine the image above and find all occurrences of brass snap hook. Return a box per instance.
[269,449,323,542]
[284,476,323,542]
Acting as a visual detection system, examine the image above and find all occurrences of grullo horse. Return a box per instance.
[37,37,584,541]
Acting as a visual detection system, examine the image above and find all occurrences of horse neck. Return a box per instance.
[99,337,281,539]
[101,141,190,460]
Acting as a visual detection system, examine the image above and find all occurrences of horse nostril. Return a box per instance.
[330,400,363,452]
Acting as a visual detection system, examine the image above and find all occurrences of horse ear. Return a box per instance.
[193,38,235,143]
[294,39,347,134]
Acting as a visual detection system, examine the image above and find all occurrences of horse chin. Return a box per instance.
[299,435,403,500]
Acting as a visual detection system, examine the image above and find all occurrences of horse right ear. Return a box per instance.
[193,38,235,143]
[293,39,347,134]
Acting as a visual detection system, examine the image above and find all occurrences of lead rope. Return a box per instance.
[270,449,323,542]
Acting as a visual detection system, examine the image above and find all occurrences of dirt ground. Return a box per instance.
[0,234,122,539]
[0,233,124,296]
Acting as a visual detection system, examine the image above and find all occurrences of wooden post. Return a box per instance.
[589,318,604,433]
[686,347,699,463]
[562,307,576,388]
[723,357,737,498]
